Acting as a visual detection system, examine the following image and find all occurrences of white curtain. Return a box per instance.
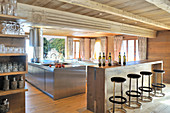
[138,37,147,60]
[114,35,123,61]
[68,38,73,59]
[91,39,95,60]
[80,38,85,60]
[101,37,106,53]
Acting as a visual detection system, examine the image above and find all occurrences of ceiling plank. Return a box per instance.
[32,0,53,6]
[145,0,170,13]
[57,0,170,30]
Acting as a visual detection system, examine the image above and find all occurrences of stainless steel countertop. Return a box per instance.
[28,62,85,72]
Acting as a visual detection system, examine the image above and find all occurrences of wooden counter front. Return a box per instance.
[87,59,163,113]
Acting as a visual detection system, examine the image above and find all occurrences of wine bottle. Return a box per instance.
[19,76,24,89]
[103,52,105,66]
[108,52,112,66]
[123,52,126,65]
[3,76,9,91]
[118,52,121,65]
[98,52,101,66]
[11,77,17,90]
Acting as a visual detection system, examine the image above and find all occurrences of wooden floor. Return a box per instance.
[26,82,170,113]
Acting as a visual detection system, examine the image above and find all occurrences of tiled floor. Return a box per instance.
[26,82,170,113]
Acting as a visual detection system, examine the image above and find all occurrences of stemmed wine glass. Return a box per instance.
[2,21,7,34]
[10,0,17,16]
[19,24,25,35]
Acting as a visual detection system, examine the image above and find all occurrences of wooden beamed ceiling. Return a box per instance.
[57,0,170,30]
[146,0,170,13]
[17,0,170,31]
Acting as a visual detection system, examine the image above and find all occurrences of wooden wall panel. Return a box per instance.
[148,31,170,83]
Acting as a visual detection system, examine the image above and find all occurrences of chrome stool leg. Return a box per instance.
[152,70,166,97]
[112,82,115,113]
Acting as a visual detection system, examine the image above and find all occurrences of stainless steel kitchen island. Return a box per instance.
[26,62,86,100]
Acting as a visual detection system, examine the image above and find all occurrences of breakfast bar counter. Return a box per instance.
[87,59,163,113]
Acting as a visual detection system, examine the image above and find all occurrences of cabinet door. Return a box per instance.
[45,70,54,96]
[35,67,45,91]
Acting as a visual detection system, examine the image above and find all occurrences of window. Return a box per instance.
[73,40,80,59]
[43,36,65,61]
[26,39,33,62]
[121,39,139,62]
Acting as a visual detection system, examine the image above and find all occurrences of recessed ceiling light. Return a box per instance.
[99,13,103,16]
[122,19,125,21]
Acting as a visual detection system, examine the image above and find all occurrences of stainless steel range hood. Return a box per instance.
[29,28,43,63]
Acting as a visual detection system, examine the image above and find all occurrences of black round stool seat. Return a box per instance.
[109,96,127,104]
[127,74,141,79]
[153,69,165,73]
[152,83,166,88]
[140,71,152,75]
[139,86,152,92]
[111,77,126,83]
[126,90,141,97]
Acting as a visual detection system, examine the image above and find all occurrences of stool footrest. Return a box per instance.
[139,86,153,92]
[126,90,141,97]
[152,83,166,88]
[109,96,127,104]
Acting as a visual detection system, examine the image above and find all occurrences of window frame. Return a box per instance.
[73,40,80,59]
[123,38,138,61]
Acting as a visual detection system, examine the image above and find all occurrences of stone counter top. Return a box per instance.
[88,59,163,69]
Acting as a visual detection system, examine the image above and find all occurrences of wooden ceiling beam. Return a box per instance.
[57,0,170,30]
[145,0,170,13]
[17,3,157,38]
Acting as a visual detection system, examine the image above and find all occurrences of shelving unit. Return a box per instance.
[0,14,28,113]
[0,14,26,22]
[0,89,28,97]
[0,71,27,76]
[0,34,28,38]
[0,53,27,56]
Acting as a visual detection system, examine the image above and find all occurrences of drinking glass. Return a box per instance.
[18,62,24,71]
[8,3,13,15]
[5,22,11,34]
[10,0,17,16]
[2,21,7,34]
[2,1,7,14]
[14,47,18,53]
[21,48,25,53]
[5,47,10,53]
[2,63,8,73]
[14,22,18,35]
[8,21,13,34]
[5,3,10,15]
[16,24,20,35]
[10,21,16,34]
[7,62,12,72]
[12,62,18,72]
[10,47,15,53]
[0,44,5,53]
[19,25,25,35]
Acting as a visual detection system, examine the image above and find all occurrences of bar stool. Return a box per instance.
[152,69,166,97]
[109,77,127,113]
[139,71,153,102]
[125,74,141,109]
